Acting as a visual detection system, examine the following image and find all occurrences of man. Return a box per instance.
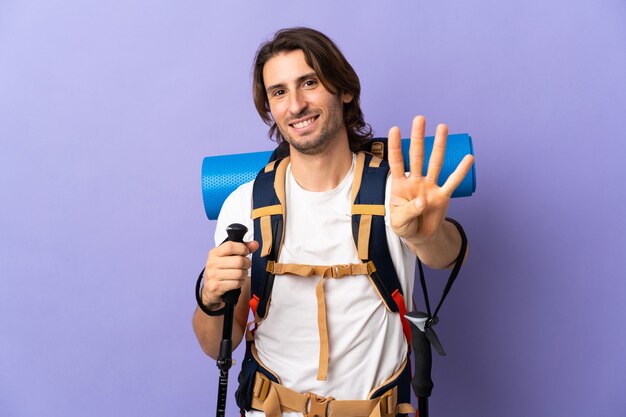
[193,27,474,417]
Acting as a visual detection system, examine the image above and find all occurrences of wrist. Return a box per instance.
[195,268,227,317]
[405,222,446,249]
[202,299,225,311]
[405,219,461,269]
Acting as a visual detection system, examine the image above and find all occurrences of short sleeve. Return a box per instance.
[214,179,255,246]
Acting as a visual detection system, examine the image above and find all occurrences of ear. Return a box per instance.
[341,92,353,104]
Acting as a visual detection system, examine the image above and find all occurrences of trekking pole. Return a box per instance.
[406,220,465,416]
[215,223,247,417]
[406,311,434,417]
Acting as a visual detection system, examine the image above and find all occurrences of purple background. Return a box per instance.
[1,1,625,416]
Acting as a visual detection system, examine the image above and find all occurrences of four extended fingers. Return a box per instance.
[389,116,473,195]
[389,116,452,183]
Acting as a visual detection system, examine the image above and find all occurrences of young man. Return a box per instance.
[193,27,474,417]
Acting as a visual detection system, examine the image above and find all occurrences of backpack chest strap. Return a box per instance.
[267,260,375,278]
[266,260,376,382]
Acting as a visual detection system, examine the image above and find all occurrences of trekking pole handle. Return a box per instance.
[221,223,247,306]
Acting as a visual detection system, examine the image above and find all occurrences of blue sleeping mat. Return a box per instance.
[202,134,476,220]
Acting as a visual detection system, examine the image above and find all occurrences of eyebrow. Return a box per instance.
[265,72,318,93]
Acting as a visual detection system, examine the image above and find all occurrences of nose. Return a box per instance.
[287,89,307,116]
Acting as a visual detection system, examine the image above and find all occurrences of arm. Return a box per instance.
[388,116,474,269]
[192,240,259,359]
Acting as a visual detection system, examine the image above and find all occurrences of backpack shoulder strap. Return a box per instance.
[351,152,404,311]
[250,157,289,319]
[352,151,412,345]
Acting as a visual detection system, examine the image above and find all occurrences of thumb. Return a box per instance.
[245,240,260,254]
[403,196,426,218]
[392,197,426,232]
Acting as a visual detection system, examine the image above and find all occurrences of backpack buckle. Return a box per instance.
[253,373,271,401]
[366,261,377,275]
[305,393,334,417]
[331,264,352,278]
[378,388,396,417]
[370,141,385,159]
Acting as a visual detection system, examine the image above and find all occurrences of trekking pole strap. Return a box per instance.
[432,217,467,319]
[417,217,468,322]
[196,268,227,317]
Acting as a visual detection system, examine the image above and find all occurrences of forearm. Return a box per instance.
[192,302,247,359]
[405,219,468,269]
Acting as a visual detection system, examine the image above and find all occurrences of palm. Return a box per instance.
[387,116,474,245]
[390,171,450,241]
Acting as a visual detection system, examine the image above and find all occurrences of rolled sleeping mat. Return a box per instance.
[202,133,476,220]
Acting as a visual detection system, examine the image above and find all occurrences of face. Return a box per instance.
[263,50,353,155]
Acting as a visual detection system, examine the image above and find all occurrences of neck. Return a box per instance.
[288,134,354,192]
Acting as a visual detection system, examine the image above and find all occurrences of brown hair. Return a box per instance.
[252,27,372,152]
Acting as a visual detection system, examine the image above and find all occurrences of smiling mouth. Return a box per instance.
[290,115,319,129]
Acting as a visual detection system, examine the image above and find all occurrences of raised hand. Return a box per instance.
[388,116,474,249]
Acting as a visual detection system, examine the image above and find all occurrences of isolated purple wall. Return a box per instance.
[1,1,625,416]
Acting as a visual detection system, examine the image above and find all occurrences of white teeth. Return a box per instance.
[292,117,315,129]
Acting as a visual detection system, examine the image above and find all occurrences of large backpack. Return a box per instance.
[236,140,467,416]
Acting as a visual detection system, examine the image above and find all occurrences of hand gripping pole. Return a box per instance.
[215,223,247,417]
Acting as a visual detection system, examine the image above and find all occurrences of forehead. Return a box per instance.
[262,49,316,88]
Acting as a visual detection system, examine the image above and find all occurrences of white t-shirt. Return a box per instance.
[215,156,416,417]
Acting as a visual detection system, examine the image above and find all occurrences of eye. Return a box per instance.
[271,89,286,98]
[303,79,317,88]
